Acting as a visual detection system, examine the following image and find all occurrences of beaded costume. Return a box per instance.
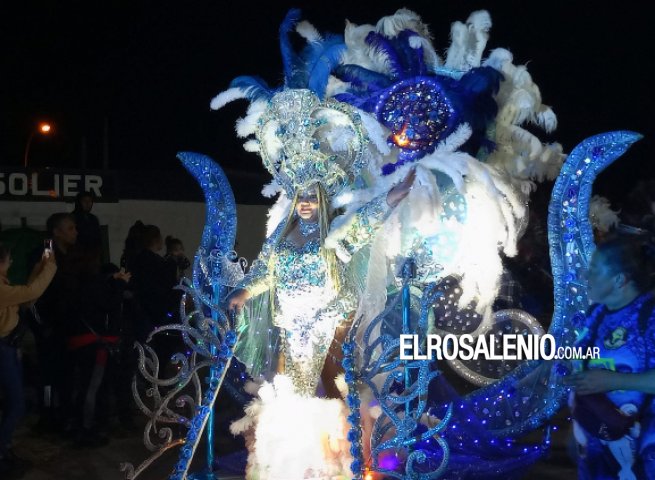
[235,193,391,396]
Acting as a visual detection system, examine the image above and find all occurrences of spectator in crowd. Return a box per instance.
[164,236,191,283]
[120,221,145,273]
[0,242,57,477]
[65,256,131,447]
[29,213,80,433]
[130,225,181,365]
[72,191,102,256]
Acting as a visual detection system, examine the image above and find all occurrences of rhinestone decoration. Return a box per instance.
[375,77,458,169]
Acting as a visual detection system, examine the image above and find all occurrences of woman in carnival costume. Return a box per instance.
[209,7,570,479]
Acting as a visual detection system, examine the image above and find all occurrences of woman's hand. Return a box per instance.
[42,248,56,266]
[225,288,252,314]
[564,369,620,395]
[386,168,416,208]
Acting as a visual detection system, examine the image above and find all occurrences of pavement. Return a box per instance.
[12,409,578,480]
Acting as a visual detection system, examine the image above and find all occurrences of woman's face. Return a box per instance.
[587,251,619,304]
[296,189,319,222]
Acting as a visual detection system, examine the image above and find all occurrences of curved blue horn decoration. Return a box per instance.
[178,151,237,254]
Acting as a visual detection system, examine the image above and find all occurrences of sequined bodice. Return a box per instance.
[274,238,336,322]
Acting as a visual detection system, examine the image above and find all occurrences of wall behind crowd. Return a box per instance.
[0,200,269,271]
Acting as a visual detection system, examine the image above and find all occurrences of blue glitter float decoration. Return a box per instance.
[463,131,642,438]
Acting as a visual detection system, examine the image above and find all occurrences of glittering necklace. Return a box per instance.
[298,218,319,237]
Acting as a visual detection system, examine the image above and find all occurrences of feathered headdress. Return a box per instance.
[210,9,376,198]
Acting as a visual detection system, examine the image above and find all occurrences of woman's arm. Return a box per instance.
[226,220,288,312]
[565,369,655,395]
[0,255,57,308]
[339,169,415,256]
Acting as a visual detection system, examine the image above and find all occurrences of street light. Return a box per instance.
[24,122,53,168]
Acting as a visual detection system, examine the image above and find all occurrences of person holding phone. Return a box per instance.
[0,242,57,477]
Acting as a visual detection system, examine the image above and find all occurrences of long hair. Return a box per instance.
[274,183,341,292]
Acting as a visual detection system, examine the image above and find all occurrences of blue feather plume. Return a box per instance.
[365,32,405,80]
[279,9,303,88]
[301,33,346,99]
[228,75,275,102]
[334,65,393,93]
[397,30,425,76]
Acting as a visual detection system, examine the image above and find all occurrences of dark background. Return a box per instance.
[3,1,654,206]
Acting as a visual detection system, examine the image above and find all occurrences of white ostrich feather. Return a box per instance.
[411,35,443,70]
[375,8,432,38]
[231,375,352,480]
[483,47,513,71]
[295,20,322,43]
[261,179,281,198]
[465,10,491,67]
[265,192,291,237]
[210,87,249,111]
[359,110,390,155]
[434,123,472,154]
[235,100,267,138]
[325,76,350,97]
[445,21,468,70]
[243,139,260,153]
[408,35,423,49]
[590,195,620,233]
[534,105,558,132]
[341,21,377,71]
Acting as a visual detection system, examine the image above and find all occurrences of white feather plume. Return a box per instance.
[230,375,352,480]
[375,8,432,38]
[341,21,377,71]
[359,110,390,155]
[265,193,291,237]
[296,20,322,43]
[235,100,267,139]
[210,87,249,111]
[243,139,260,153]
[590,195,620,233]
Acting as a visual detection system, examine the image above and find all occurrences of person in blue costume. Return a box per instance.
[566,237,655,479]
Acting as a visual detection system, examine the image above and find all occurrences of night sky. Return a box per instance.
[3,1,654,206]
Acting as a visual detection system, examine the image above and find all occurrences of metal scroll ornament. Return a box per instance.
[344,260,452,479]
[121,153,244,479]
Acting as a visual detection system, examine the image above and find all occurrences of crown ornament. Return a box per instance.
[256,89,369,198]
